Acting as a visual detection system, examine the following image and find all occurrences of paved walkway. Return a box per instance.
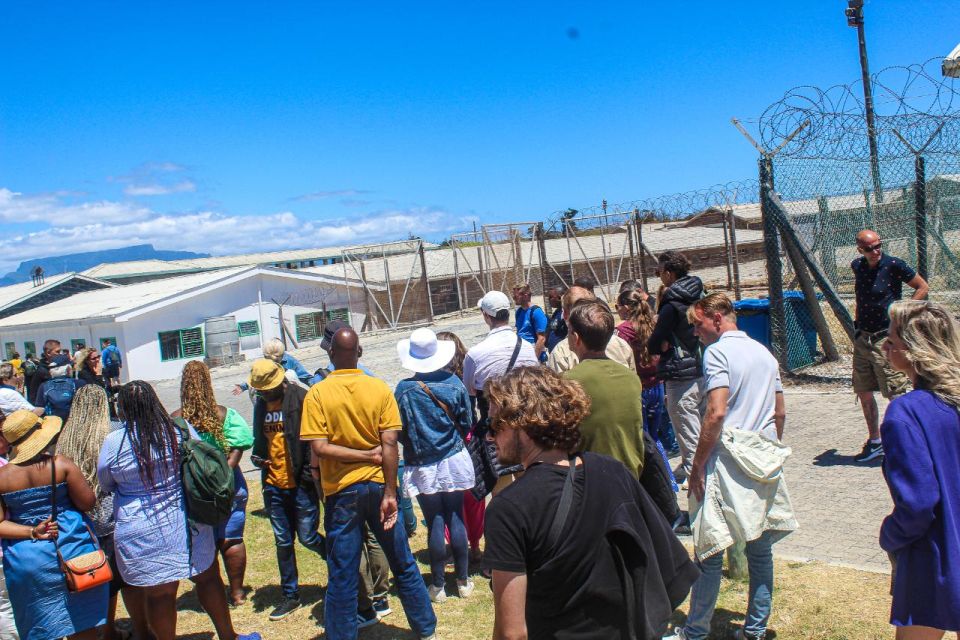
[153,313,894,575]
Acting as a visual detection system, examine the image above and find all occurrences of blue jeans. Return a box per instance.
[417,491,468,588]
[398,461,417,536]
[262,482,326,600]
[325,481,436,640]
[683,531,775,639]
[642,383,678,452]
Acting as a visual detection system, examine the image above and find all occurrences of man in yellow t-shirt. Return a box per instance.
[248,359,326,622]
[301,327,436,640]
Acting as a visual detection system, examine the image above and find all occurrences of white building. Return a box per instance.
[0,266,371,382]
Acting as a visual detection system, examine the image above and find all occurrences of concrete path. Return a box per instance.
[152,313,894,574]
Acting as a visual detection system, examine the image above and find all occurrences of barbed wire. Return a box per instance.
[757,57,960,160]
[544,178,760,232]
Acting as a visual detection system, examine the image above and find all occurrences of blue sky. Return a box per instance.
[0,1,956,273]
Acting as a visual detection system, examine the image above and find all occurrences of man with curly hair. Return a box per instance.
[483,367,698,640]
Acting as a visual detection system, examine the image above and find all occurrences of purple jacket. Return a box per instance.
[880,389,960,631]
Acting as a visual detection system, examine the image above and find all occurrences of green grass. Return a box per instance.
[131,479,915,639]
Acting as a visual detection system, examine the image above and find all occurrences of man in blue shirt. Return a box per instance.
[511,284,548,362]
[100,339,122,387]
[850,229,928,462]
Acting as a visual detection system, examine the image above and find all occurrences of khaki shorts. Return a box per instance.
[852,332,911,398]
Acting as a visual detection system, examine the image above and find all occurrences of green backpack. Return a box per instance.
[173,418,235,526]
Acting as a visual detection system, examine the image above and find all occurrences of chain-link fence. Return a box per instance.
[751,57,960,372]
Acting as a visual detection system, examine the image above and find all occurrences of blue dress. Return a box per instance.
[881,389,960,631]
[97,427,216,587]
[1,483,108,640]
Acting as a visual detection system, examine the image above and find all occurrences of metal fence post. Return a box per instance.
[536,222,551,309]
[727,207,742,300]
[915,155,928,280]
[635,211,649,292]
[817,196,839,286]
[417,241,434,323]
[760,157,789,370]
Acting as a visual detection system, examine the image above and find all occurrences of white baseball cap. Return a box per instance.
[478,290,511,316]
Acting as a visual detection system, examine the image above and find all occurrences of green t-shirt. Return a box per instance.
[564,358,645,479]
[198,406,254,453]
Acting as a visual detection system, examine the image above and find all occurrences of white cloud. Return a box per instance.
[0,188,153,224]
[123,180,197,196]
[292,189,371,202]
[0,190,463,274]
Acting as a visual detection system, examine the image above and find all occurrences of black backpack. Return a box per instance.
[173,418,235,526]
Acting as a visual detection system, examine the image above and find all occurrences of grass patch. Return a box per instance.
[124,479,903,639]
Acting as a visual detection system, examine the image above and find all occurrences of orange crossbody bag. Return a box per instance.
[50,456,113,592]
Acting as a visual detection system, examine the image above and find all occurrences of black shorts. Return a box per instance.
[103,365,120,379]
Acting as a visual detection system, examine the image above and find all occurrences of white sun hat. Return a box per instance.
[397,328,456,373]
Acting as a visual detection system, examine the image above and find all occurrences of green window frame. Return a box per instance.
[237,320,260,337]
[294,312,325,342]
[326,307,349,323]
[99,336,117,350]
[70,339,86,353]
[3,342,15,360]
[158,327,205,362]
[23,341,37,359]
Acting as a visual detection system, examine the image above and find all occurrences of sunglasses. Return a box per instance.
[859,242,882,253]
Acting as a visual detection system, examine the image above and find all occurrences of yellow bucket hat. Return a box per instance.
[2,410,63,465]
[248,359,286,391]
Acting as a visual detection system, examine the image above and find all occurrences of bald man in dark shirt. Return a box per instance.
[850,229,928,462]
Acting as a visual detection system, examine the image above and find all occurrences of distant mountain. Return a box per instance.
[0,244,209,286]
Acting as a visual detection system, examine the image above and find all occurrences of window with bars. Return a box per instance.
[295,312,325,342]
[237,320,260,337]
[158,327,205,361]
[24,341,36,358]
[3,342,15,360]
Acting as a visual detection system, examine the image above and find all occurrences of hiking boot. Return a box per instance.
[357,608,380,629]
[457,579,475,598]
[427,584,447,603]
[268,597,301,621]
[373,596,392,618]
[854,440,884,462]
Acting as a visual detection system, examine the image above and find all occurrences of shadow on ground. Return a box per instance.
[670,607,778,638]
[814,448,883,468]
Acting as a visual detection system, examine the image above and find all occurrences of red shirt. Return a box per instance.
[616,322,660,389]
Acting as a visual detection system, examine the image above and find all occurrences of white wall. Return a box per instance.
[122,273,360,381]
[1,272,366,383]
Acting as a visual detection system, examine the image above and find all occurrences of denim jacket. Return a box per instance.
[394,370,472,467]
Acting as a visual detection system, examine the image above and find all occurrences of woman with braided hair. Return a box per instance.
[97,381,260,640]
[172,360,253,606]
[59,385,145,640]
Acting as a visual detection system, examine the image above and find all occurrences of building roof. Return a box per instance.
[0,265,366,330]
[80,243,439,280]
[304,223,765,283]
[0,272,116,315]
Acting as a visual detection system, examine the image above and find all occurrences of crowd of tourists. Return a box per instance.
[0,233,957,640]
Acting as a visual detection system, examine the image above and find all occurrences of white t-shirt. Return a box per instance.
[463,326,539,394]
[0,386,36,416]
[703,330,782,439]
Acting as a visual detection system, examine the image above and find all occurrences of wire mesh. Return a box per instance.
[755,57,960,370]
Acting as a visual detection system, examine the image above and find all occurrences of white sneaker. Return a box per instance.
[661,629,688,640]
[427,584,447,603]
[456,579,475,598]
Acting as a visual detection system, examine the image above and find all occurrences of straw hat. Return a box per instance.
[248,359,286,391]
[397,328,455,374]
[2,410,63,465]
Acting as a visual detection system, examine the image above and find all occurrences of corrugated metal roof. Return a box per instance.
[304,224,764,282]
[81,242,439,279]
[0,272,116,313]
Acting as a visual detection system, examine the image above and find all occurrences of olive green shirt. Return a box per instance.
[564,358,645,479]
